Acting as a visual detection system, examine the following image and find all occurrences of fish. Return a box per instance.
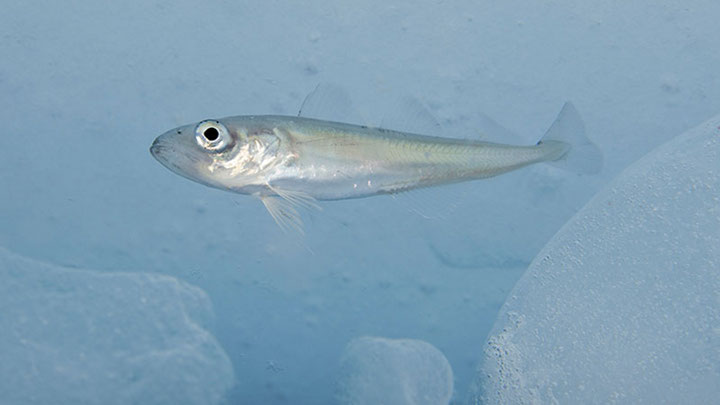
[150,98,602,232]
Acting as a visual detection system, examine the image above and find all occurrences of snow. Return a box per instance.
[474,114,720,403]
[0,247,234,405]
[336,337,454,405]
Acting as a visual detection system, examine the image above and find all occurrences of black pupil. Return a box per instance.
[203,127,219,141]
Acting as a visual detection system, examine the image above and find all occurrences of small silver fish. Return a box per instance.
[150,101,601,231]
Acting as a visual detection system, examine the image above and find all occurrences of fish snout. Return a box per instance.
[149,135,180,172]
[149,131,206,182]
[150,137,161,157]
[150,135,171,162]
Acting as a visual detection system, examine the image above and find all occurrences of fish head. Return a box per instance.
[150,118,278,193]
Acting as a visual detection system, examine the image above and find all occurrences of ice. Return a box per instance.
[0,247,234,405]
[473,114,720,403]
[336,336,454,405]
[3,1,720,403]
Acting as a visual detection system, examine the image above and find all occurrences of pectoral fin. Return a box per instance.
[259,195,305,234]
[257,186,321,233]
[268,185,321,211]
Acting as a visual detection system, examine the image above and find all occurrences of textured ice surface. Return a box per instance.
[336,336,454,405]
[0,247,234,405]
[474,114,720,403]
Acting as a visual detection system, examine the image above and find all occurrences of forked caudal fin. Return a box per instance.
[538,102,603,175]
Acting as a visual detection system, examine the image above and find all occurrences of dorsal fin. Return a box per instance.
[380,96,444,136]
[298,83,367,125]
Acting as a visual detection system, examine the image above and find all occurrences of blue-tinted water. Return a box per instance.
[1,1,718,404]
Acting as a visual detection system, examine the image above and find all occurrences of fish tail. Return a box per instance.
[537,102,603,174]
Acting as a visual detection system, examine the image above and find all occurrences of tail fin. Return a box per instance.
[538,102,603,175]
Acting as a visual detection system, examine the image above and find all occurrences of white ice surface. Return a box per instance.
[474,114,720,403]
[0,247,234,405]
[336,336,454,405]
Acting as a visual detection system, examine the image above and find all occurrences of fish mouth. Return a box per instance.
[149,137,164,161]
[149,134,212,186]
[149,134,181,170]
[149,135,184,175]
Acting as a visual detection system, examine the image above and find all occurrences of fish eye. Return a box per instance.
[203,127,219,141]
[195,120,233,152]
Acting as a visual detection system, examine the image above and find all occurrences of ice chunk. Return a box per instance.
[0,247,234,405]
[473,115,720,403]
[336,336,454,405]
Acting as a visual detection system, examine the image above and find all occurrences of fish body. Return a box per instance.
[150,103,601,230]
[221,116,567,199]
